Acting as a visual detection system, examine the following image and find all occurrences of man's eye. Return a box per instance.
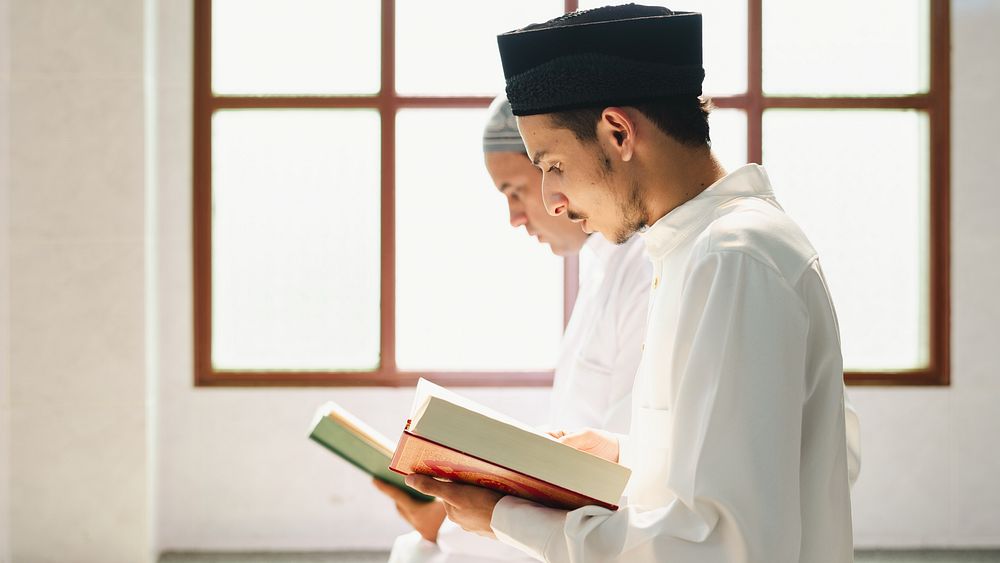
[546,163,562,175]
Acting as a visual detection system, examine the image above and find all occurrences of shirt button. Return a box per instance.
[652,276,659,289]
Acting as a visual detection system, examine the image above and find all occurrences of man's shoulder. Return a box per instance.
[694,197,818,283]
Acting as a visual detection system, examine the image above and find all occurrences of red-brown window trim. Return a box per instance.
[193,0,949,387]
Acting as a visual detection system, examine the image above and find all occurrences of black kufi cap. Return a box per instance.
[497,4,704,116]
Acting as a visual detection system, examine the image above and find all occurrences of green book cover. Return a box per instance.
[309,402,433,503]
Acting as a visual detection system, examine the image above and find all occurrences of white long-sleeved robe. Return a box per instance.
[489,164,856,563]
[389,234,651,563]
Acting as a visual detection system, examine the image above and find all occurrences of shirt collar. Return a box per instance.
[639,164,776,258]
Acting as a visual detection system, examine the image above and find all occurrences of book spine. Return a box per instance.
[389,431,618,512]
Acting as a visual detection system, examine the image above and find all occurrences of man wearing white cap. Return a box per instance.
[374,95,652,563]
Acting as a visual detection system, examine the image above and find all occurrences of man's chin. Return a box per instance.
[595,229,631,246]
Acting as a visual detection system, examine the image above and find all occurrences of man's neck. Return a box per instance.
[641,145,727,227]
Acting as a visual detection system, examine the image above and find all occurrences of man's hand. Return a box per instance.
[372,478,446,542]
[557,428,619,462]
[404,474,504,539]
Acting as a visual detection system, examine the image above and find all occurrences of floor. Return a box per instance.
[159,554,388,563]
[856,553,1000,563]
[159,550,1000,562]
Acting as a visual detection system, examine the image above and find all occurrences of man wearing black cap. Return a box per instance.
[407,5,857,562]
[378,95,650,563]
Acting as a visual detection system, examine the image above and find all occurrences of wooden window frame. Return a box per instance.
[729,0,951,386]
[194,0,949,387]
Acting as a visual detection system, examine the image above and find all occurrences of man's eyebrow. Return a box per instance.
[530,150,548,167]
[498,182,512,193]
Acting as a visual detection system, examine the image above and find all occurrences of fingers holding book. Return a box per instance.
[405,474,504,538]
[556,428,620,463]
[373,477,447,543]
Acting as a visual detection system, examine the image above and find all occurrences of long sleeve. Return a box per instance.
[491,249,844,563]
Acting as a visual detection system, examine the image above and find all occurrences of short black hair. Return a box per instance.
[549,96,712,148]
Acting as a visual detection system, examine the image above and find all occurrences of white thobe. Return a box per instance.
[389,234,652,563]
[546,233,651,433]
[489,164,856,563]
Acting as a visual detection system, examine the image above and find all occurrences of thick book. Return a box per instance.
[309,401,434,503]
[389,379,631,511]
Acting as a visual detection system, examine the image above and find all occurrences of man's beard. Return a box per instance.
[612,178,648,244]
[597,145,648,244]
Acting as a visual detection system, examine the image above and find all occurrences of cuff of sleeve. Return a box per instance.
[490,495,567,561]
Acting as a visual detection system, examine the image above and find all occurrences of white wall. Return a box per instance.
[5,0,153,561]
[153,0,1000,552]
[0,0,12,558]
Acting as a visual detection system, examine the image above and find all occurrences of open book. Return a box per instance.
[389,379,631,511]
[309,402,434,502]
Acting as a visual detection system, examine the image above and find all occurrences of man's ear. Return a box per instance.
[598,107,636,162]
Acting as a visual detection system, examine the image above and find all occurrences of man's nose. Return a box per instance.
[541,181,568,217]
[508,203,527,228]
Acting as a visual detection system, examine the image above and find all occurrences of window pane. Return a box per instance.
[212,110,381,370]
[763,0,929,96]
[709,108,747,173]
[577,0,747,96]
[763,110,929,371]
[395,0,563,96]
[396,109,564,371]
[213,0,380,95]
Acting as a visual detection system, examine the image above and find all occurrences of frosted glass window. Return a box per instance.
[763,110,929,370]
[395,0,563,96]
[396,109,564,370]
[212,110,381,370]
[763,0,929,96]
[213,0,380,95]
[708,108,747,173]
[577,0,747,96]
